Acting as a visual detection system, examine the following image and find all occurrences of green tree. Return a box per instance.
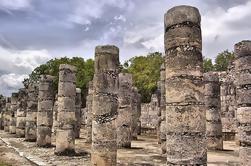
[24,57,94,106]
[203,57,214,72]
[214,50,235,71]
[123,52,164,103]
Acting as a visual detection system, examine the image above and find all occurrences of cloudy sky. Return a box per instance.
[0,0,250,96]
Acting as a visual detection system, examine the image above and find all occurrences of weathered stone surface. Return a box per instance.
[75,88,82,138]
[55,64,76,155]
[25,84,38,142]
[204,72,223,150]
[219,64,237,141]
[239,147,251,166]
[3,97,11,132]
[131,87,141,140]
[234,40,251,164]
[140,94,159,134]
[37,75,54,147]
[165,5,206,165]
[85,81,93,143]
[16,88,27,137]
[9,93,18,134]
[91,45,119,166]
[117,73,133,148]
[166,133,207,165]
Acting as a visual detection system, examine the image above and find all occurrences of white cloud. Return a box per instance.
[67,0,133,25]
[0,0,32,10]
[0,47,51,96]
[0,73,28,96]
[201,0,251,59]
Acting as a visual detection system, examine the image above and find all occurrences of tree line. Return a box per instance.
[23,50,235,103]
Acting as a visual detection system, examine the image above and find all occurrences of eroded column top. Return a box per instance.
[234,40,251,58]
[164,5,201,28]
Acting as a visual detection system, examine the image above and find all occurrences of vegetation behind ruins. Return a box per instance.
[22,50,235,103]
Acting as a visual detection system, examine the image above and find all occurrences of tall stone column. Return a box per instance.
[9,92,18,134]
[75,88,82,138]
[91,45,119,166]
[0,97,6,130]
[37,75,55,147]
[52,94,58,135]
[86,81,93,143]
[132,87,141,139]
[16,88,27,137]
[4,97,11,132]
[55,64,77,155]
[160,63,166,154]
[25,84,38,141]
[165,6,206,165]
[234,41,251,166]
[204,72,223,150]
[117,73,133,148]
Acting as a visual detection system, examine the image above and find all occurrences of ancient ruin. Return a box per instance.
[234,40,251,165]
[91,45,119,165]
[25,84,38,142]
[55,64,77,155]
[0,4,250,166]
[164,5,206,165]
[16,88,27,138]
[117,73,133,148]
[85,81,93,143]
[37,75,55,147]
[75,88,82,138]
[204,72,223,150]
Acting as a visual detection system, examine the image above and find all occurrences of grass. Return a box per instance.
[0,161,11,166]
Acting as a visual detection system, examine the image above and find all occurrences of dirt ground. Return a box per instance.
[0,129,239,166]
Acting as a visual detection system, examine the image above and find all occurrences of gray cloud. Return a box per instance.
[0,0,250,95]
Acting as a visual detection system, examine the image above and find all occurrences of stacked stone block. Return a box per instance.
[165,6,206,165]
[91,45,119,166]
[117,73,133,148]
[86,81,93,143]
[16,88,27,137]
[0,97,6,130]
[132,87,141,139]
[52,94,58,135]
[4,97,11,132]
[204,72,223,150]
[9,92,18,134]
[55,64,77,155]
[219,62,237,141]
[75,88,82,138]
[234,41,251,166]
[37,75,55,147]
[160,63,166,154]
[140,94,159,134]
[25,84,38,141]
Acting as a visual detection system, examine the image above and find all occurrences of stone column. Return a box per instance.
[16,88,27,137]
[160,63,166,154]
[52,94,58,135]
[91,45,119,166]
[0,97,6,130]
[165,6,206,165]
[55,64,77,155]
[132,87,141,139]
[4,97,11,132]
[9,92,18,134]
[75,88,82,138]
[86,81,93,143]
[204,72,223,150]
[117,73,133,148]
[37,75,55,147]
[234,40,251,166]
[25,84,38,141]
